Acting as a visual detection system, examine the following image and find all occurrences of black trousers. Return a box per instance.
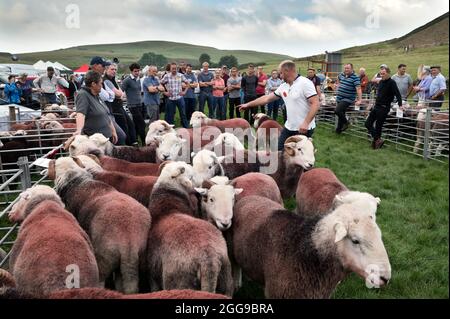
[243,95,257,124]
[365,105,390,140]
[128,104,146,145]
[228,97,241,118]
[257,94,266,113]
[277,127,315,151]
[335,100,353,131]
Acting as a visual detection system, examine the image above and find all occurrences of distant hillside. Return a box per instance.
[0,41,292,70]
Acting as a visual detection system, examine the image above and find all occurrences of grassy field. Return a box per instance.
[0,41,292,70]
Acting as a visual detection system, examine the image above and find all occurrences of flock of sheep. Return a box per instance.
[0,112,392,299]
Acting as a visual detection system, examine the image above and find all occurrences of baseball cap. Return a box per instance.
[90,56,107,67]
[379,64,388,69]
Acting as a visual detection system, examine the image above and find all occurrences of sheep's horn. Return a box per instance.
[63,136,76,151]
[202,180,215,189]
[171,166,185,178]
[72,157,86,169]
[0,269,16,289]
[87,154,101,164]
[158,160,172,175]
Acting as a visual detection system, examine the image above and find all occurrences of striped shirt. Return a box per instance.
[336,72,360,103]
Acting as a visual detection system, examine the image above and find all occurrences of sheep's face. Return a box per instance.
[195,184,243,231]
[43,121,64,131]
[67,135,101,157]
[190,111,208,128]
[331,198,391,288]
[158,161,196,190]
[145,120,175,145]
[156,133,187,162]
[214,133,245,151]
[192,150,225,183]
[284,135,315,170]
[74,155,103,172]
[89,133,112,154]
[253,113,266,129]
[54,157,85,178]
[9,186,62,222]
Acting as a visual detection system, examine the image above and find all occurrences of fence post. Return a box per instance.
[18,156,31,191]
[8,105,16,127]
[422,108,432,160]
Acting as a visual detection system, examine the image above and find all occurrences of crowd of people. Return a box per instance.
[2,55,447,151]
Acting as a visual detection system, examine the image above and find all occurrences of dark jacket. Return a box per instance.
[376,77,402,108]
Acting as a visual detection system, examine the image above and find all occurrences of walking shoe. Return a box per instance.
[374,138,385,149]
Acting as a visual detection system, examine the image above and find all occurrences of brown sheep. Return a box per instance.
[147,161,233,296]
[253,113,283,151]
[296,168,348,216]
[221,135,316,199]
[7,186,100,296]
[231,194,391,298]
[177,125,223,152]
[90,154,161,176]
[231,172,283,205]
[51,157,151,294]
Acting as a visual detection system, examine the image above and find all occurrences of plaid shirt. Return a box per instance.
[161,72,188,100]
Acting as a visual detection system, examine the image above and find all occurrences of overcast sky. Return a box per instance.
[0,0,448,57]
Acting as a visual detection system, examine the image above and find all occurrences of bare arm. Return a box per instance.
[355,86,362,105]
[299,95,320,133]
[239,93,279,111]
[75,113,85,135]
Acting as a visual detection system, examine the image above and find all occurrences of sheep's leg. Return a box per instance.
[114,271,124,292]
[200,260,220,293]
[216,258,234,297]
[120,254,139,294]
[413,136,423,153]
[95,252,116,287]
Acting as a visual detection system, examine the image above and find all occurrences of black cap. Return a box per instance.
[430,65,441,69]
[90,56,106,67]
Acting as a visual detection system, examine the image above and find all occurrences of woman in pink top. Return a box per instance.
[212,71,226,120]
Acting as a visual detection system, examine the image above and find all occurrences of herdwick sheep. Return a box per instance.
[231,172,283,204]
[221,135,316,199]
[190,111,254,146]
[195,180,243,231]
[88,154,161,176]
[177,126,223,152]
[7,185,100,295]
[66,133,159,163]
[147,161,233,296]
[50,157,151,294]
[154,132,189,162]
[191,150,225,183]
[145,120,176,146]
[413,109,449,156]
[253,113,283,151]
[231,194,391,298]
[73,155,158,207]
[201,132,245,157]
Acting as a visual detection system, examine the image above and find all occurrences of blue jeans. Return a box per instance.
[165,98,189,128]
[214,96,226,120]
[184,97,196,122]
[267,99,281,120]
[198,92,214,117]
[278,127,315,151]
[44,93,57,104]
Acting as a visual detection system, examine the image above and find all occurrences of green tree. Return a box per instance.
[138,52,168,68]
[199,53,211,65]
[218,55,239,68]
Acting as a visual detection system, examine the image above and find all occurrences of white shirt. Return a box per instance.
[274,75,318,131]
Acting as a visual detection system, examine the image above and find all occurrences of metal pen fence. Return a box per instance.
[317,93,449,163]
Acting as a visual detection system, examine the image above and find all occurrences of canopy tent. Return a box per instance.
[33,60,71,72]
[73,64,89,75]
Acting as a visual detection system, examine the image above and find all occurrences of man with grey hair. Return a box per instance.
[143,65,164,124]
[239,60,320,150]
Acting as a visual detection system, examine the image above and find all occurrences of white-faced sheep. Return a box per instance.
[176,125,223,152]
[201,132,245,157]
[71,155,159,207]
[231,194,391,298]
[154,132,189,162]
[67,133,159,163]
[221,135,316,199]
[7,185,100,295]
[191,150,225,183]
[145,120,176,146]
[253,113,283,151]
[147,161,233,296]
[50,157,151,294]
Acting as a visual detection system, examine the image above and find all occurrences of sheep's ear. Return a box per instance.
[375,197,381,206]
[216,156,225,164]
[171,166,185,178]
[169,124,175,128]
[234,188,244,195]
[87,154,101,164]
[72,157,86,169]
[194,187,208,196]
[334,194,344,205]
[334,222,347,243]
[64,136,76,151]
[284,142,296,156]
[181,178,193,189]
[314,149,318,154]
[202,180,215,189]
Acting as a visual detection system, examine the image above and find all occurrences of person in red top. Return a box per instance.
[212,71,226,120]
[256,66,268,113]
[359,67,369,94]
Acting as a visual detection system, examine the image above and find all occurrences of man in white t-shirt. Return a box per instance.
[239,60,319,150]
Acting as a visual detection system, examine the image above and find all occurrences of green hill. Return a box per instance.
[0,41,292,70]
